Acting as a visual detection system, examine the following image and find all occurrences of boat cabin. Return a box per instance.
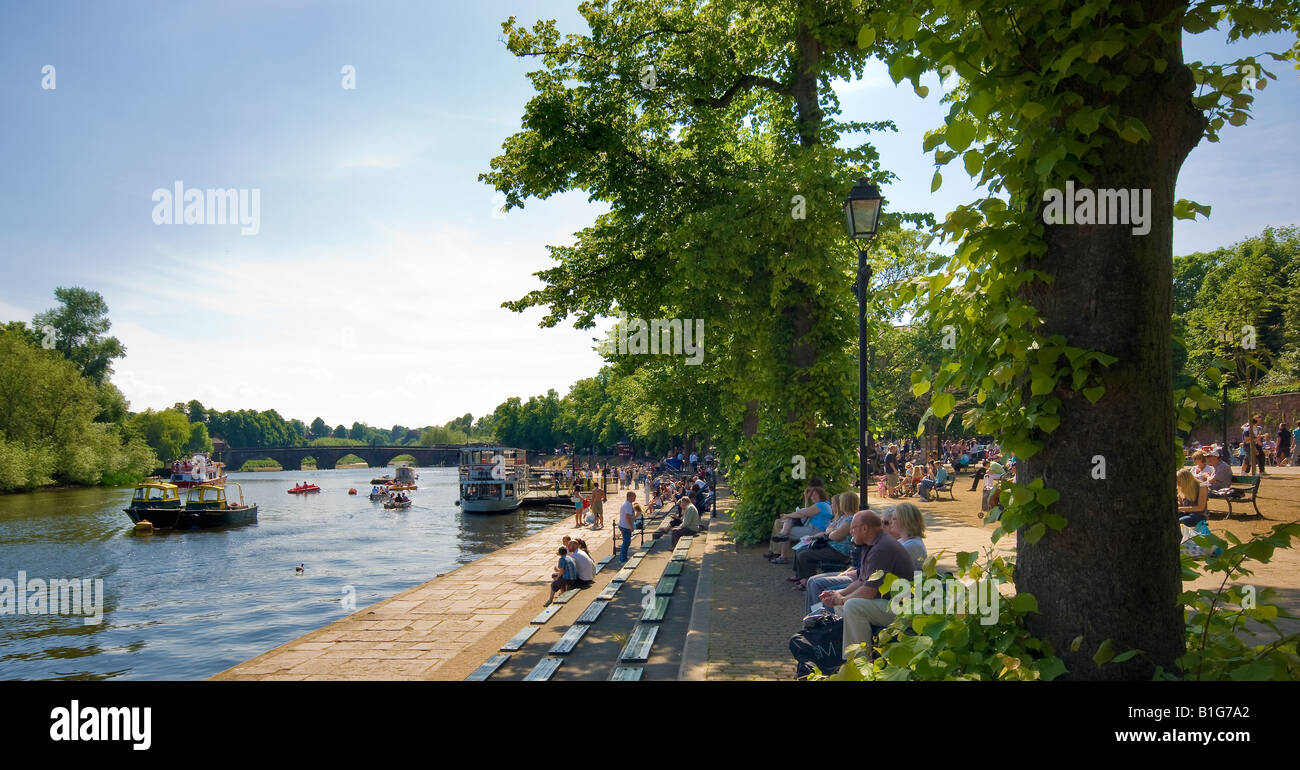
[128,482,181,509]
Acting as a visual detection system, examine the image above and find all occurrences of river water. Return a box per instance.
[0,467,569,680]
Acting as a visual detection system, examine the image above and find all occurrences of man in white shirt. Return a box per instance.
[567,541,595,587]
[618,491,637,562]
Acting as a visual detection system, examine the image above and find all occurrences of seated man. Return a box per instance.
[545,546,578,606]
[918,461,948,501]
[567,540,595,588]
[1204,449,1233,492]
[818,510,916,662]
[670,495,700,548]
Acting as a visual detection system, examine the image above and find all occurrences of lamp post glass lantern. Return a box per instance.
[843,179,884,239]
[843,178,885,503]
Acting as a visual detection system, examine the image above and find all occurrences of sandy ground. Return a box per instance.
[905,466,1300,634]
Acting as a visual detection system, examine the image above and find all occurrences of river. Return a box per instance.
[0,467,569,680]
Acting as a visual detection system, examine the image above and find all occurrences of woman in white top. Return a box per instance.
[885,502,928,572]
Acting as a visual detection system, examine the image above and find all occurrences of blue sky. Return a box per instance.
[1,2,1296,429]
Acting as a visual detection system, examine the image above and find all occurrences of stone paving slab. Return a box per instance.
[211,508,620,681]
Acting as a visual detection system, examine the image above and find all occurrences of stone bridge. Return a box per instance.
[216,445,465,471]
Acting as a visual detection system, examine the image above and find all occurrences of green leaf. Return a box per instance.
[931,392,956,418]
[945,119,976,152]
[1035,487,1061,506]
[1030,374,1056,396]
[914,84,929,98]
[1082,386,1105,403]
[857,25,876,49]
[1010,593,1038,613]
[1093,638,1115,665]
[912,380,932,397]
[1021,102,1048,120]
[963,150,982,177]
[931,170,943,192]
[901,16,920,40]
[1025,522,1047,543]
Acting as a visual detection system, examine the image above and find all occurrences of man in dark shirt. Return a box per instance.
[884,444,900,496]
[819,510,916,661]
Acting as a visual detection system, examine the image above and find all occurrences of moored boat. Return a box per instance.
[124,481,257,529]
[383,499,412,510]
[178,483,258,528]
[457,446,528,513]
[288,483,321,494]
[124,481,184,527]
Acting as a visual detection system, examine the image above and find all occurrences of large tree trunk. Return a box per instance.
[1017,3,1206,680]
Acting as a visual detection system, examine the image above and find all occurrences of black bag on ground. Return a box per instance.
[789,610,843,678]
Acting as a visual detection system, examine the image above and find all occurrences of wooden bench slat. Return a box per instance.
[465,653,511,681]
[596,582,621,600]
[663,561,684,577]
[531,604,561,624]
[594,555,614,574]
[656,576,678,596]
[610,666,643,681]
[549,625,589,655]
[553,588,580,604]
[620,624,658,662]
[641,595,670,622]
[524,656,563,681]
[575,601,607,624]
[611,567,635,583]
[500,626,539,651]
[626,556,644,569]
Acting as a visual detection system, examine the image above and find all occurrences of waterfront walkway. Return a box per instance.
[214,473,1300,681]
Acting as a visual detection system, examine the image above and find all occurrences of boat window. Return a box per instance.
[148,487,166,501]
[134,488,146,500]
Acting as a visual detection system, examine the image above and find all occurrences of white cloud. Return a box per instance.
[100,225,607,427]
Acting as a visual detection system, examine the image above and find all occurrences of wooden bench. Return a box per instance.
[930,476,956,501]
[1207,475,1261,518]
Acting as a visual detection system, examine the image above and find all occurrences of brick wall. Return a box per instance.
[1188,391,1300,444]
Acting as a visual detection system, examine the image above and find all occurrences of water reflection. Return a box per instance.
[0,467,567,680]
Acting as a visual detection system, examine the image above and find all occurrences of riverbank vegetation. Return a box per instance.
[0,290,155,492]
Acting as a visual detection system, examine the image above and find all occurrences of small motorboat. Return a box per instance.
[288,483,321,494]
[388,482,417,491]
[368,490,389,501]
[370,475,395,485]
[384,499,412,510]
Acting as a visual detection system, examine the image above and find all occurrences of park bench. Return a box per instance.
[1207,475,1261,518]
[930,476,956,501]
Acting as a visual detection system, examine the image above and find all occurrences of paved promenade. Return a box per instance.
[214,473,1298,681]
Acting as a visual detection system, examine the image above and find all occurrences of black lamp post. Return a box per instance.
[843,178,885,506]
[1217,325,1235,461]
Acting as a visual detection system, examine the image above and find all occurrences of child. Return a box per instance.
[545,546,577,606]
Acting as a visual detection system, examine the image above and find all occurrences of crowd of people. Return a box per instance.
[1184,414,1297,472]
[763,479,934,670]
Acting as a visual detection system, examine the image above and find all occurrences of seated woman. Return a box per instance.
[791,492,857,588]
[1176,467,1208,527]
[1189,450,1210,484]
[886,502,928,572]
[767,487,833,564]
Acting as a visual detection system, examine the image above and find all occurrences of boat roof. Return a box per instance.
[136,481,179,490]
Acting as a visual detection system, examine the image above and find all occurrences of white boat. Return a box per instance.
[457,446,528,513]
[167,453,227,488]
